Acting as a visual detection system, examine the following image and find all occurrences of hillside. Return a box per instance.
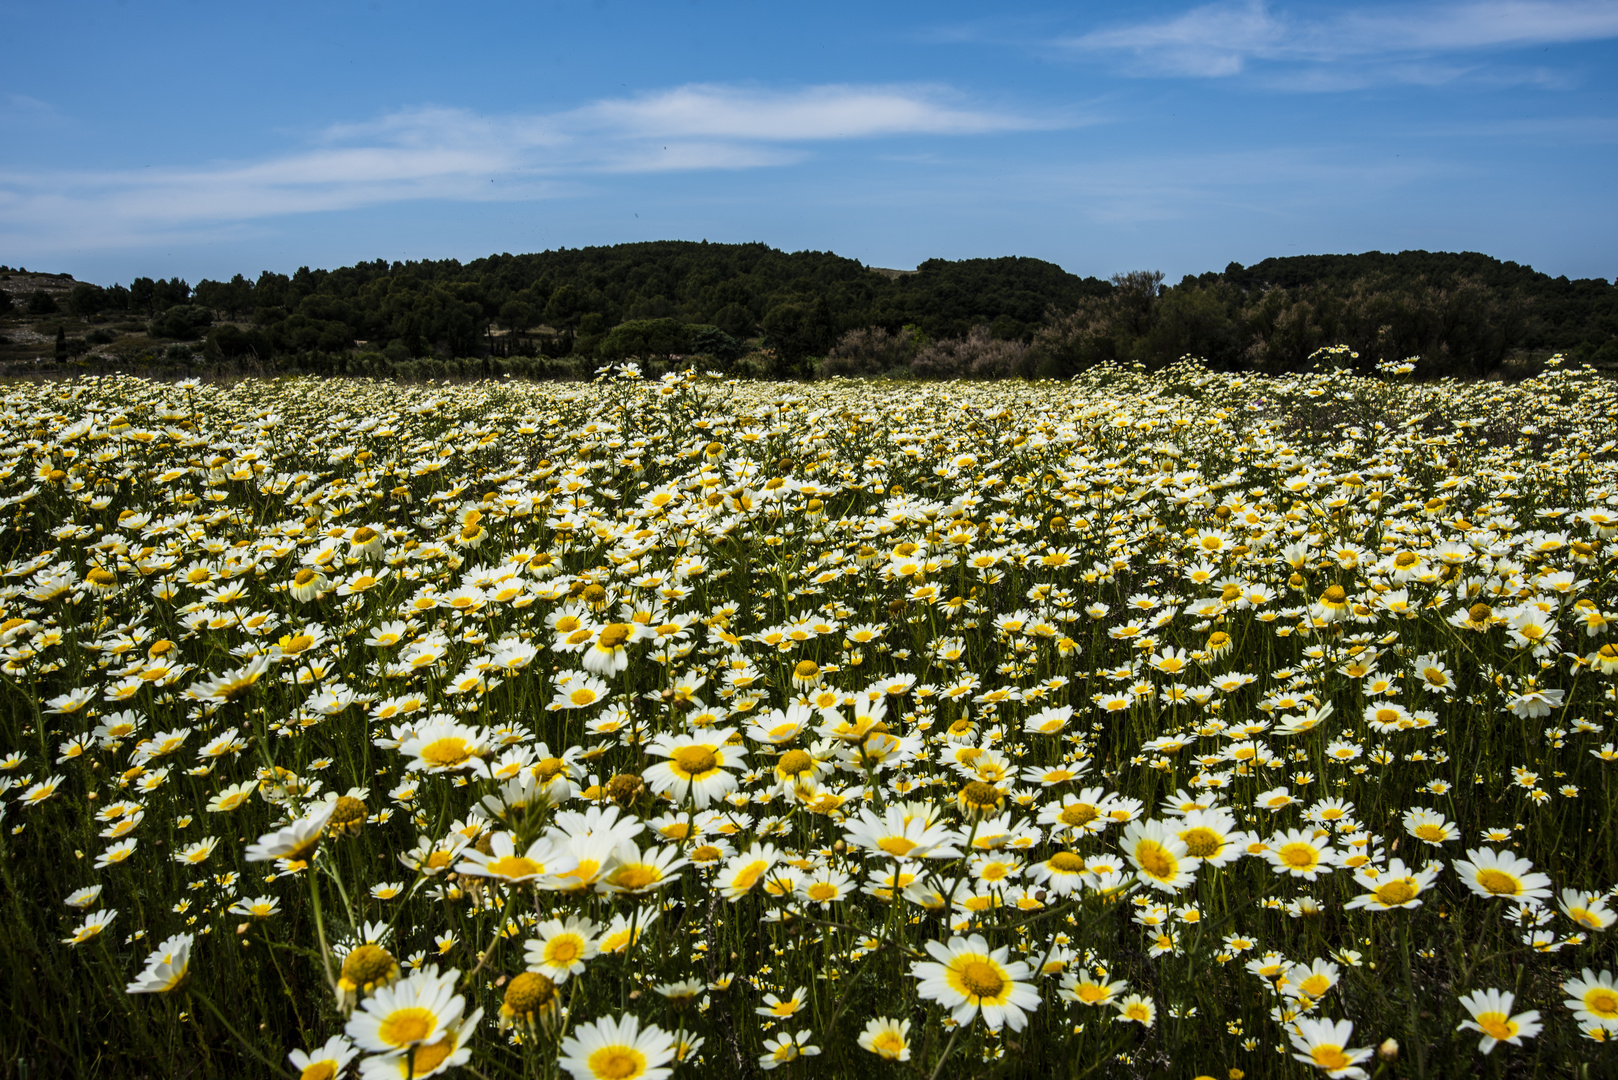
[2,244,1613,380]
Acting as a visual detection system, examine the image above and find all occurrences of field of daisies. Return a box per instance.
[3,357,1618,1080]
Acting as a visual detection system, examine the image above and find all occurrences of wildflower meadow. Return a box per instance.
[3,356,1618,1080]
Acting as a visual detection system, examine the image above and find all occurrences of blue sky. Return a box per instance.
[2,0,1615,286]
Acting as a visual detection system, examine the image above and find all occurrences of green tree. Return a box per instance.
[1108,270,1164,338]
[1145,284,1238,368]
[67,283,108,317]
[712,302,755,338]
[597,318,691,362]
[500,300,535,333]
[688,325,747,364]
[761,299,833,375]
[542,284,593,332]
[149,305,214,341]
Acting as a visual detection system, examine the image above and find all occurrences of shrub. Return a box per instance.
[911,324,1034,379]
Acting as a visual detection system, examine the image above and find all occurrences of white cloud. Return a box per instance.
[573,84,1029,140]
[1,94,64,124]
[1071,2,1285,76]
[1066,0,1618,80]
[0,83,1044,250]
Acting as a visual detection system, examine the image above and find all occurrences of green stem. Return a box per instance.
[306,865,338,996]
[927,1024,963,1080]
[1400,916,1428,1080]
[189,987,294,1076]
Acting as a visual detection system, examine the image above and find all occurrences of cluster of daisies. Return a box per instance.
[3,357,1617,1079]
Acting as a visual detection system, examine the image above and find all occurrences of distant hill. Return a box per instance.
[1,244,1613,379]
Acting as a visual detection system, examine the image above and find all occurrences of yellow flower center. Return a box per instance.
[958,959,1006,999]
[1060,803,1099,828]
[806,883,839,902]
[1413,824,1447,842]
[300,1064,337,1080]
[1048,852,1087,873]
[1587,989,1618,1017]
[504,971,558,1015]
[487,855,541,880]
[612,865,658,891]
[420,737,471,768]
[1476,1012,1515,1040]
[410,1037,455,1076]
[1278,843,1318,869]
[1375,879,1417,906]
[585,1042,647,1075]
[1180,827,1221,858]
[960,781,1000,810]
[673,746,719,776]
[1475,869,1520,895]
[730,862,767,892]
[1311,1046,1351,1071]
[376,1006,436,1047]
[870,1031,905,1057]
[280,633,315,654]
[777,750,813,776]
[597,623,633,649]
[546,937,581,964]
[1135,840,1177,880]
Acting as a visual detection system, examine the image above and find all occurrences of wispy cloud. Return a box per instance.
[0,83,1047,249]
[0,93,66,127]
[572,84,1029,140]
[1065,0,1618,83]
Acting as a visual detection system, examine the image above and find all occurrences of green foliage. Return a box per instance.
[10,245,1615,380]
[147,305,214,341]
[67,283,109,317]
[761,298,834,374]
[687,324,747,365]
[597,317,694,362]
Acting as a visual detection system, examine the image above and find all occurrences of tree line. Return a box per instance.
[5,242,1614,378]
